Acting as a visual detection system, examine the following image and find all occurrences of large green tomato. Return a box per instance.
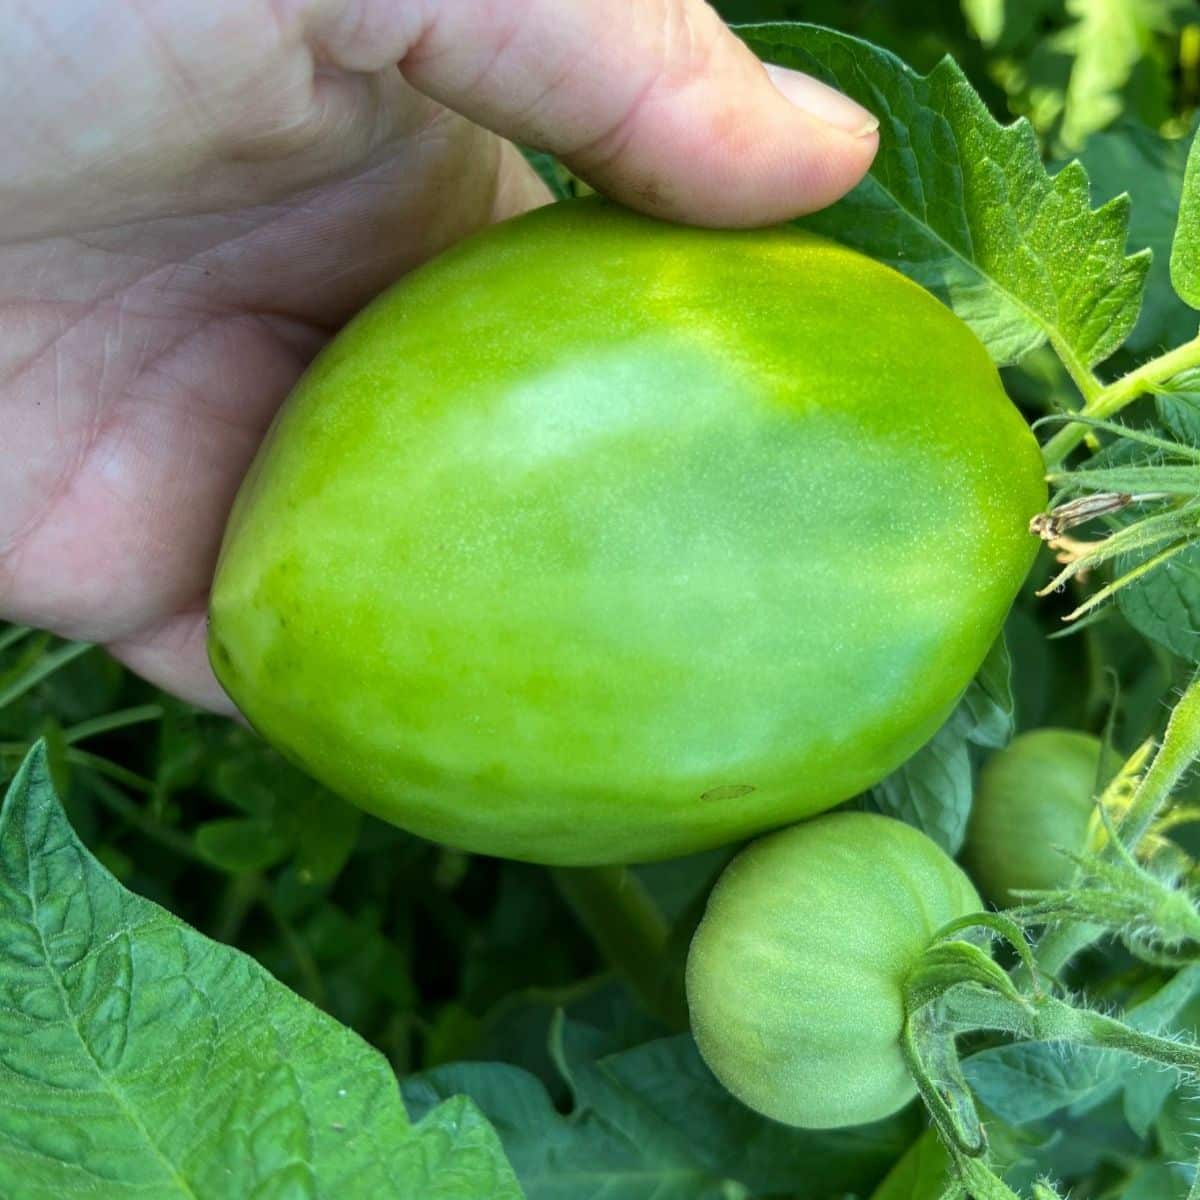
[686,812,981,1129]
[963,728,1103,907]
[208,198,1045,865]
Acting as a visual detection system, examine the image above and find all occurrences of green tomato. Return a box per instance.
[963,729,1102,907]
[685,812,980,1129]
[207,197,1045,866]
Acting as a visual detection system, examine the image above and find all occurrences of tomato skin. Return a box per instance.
[207,197,1046,865]
[963,729,1102,907]
[685,812,980,1129]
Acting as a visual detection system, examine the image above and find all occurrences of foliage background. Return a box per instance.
[6,2,1200,1198]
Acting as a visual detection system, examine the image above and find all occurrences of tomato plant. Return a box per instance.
[207,197,1044,865]
[685,812,981,1129]
[963,729,1104,907]
[12,6,1200,1199]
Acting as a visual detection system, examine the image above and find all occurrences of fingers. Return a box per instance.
[490,139,556,223]
[299,0,878,226]
[107,607,241,717]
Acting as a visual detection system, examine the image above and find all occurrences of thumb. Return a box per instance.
[304,0,878,226]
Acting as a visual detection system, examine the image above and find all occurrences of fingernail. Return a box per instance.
[764,63,880,137]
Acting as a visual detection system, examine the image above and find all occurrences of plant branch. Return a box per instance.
[550,865,686,1028]
[1042,333,1200,467]
[1121,669,1200,848]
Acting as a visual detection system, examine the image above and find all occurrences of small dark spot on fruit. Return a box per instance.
[701,784,756,802]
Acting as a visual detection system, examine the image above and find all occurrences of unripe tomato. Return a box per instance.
[963,729,1102,907]
[208,198,1045,865]
[685,812,980,1129]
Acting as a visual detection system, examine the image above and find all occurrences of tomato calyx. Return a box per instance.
[899,901,1200,1198]
[899,914,1038,1168]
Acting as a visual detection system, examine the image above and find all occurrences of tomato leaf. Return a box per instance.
[866,639,1014,854]
[867,721,974,855]
[961,0,1065,55]
[0,742,522,1200]
[964,1040,1127,1123]
[1156,367,1200,443]
[737,23,1151,369]
[1171,127,1200,310]
[404,1016,917,1200]
[1055,0,1179,151]
[1117,540,1200,662]
[868,1127,951,1199]
[1081,120,1197,355]
[194,815,292,872]
[964,966,1200,1123]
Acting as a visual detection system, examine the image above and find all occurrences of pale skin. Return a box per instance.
[0,0,878,713]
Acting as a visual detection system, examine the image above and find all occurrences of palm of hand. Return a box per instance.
[0,26,546,709]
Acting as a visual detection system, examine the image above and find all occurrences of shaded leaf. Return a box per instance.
[405,1019,916,1200]
[1057,0,1179,150]
[195,816,292,872]
[868,1127,951,1198]
[1081,121,1197,354]
[1174,128,1200,310]
[0,743,521,1199]
[867,638,1013,853]
[1118,539,1200,662]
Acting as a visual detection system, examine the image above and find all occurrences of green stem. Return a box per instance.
[1034,670,1200,976]
[1032,921,1104,980]
[900,1005,986,1157]
[67,748,155,793]
[550,865,686,1028]
[0,625,33,654]
[1042,333,1200,467]
[1122,668,1200,848]
[952,1153,1030,1200]
[953,980,1200,1078]
[63,704,164,745]
[212,872,263,944]
[1048,332,1105,408]
[85,772,201,862]
[0,640,94,709]
[1032,993,1200,1075]
[260,887,327,1009]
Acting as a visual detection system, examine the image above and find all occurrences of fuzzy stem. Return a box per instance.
[1031,993,1200,1075]
[1042,333,1200,467]
[901,1006,987,1157]
[1033,671,1200,976]
[952,1153,1031,1200]
[1031,922,1103,980]
[1121,669,1200,848]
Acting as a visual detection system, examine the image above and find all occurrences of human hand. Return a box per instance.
[0,0,878,711]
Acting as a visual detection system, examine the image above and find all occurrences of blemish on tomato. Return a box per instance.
[701,784,756,802]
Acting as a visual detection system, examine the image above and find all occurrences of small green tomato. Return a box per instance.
[963,729,1102,907]
[685,811,980,1129]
